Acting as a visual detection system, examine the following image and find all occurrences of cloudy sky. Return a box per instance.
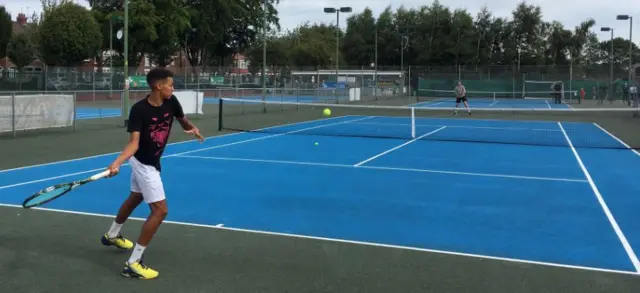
[2,0,638,43]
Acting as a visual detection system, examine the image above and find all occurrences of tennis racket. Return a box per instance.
[22,170,112,209]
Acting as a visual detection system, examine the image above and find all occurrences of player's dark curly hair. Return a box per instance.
[146,67,174,89]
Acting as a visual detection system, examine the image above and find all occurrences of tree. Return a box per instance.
[7,33,37,70]
[39,2,102,66]
[341,8,376,67]
[89,0,161,69]
[146,0,189,67]
[183,0,280,70]
[0,6,11,58]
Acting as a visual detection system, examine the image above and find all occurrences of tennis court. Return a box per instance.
[1,97,640,292]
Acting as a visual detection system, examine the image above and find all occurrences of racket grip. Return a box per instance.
[91,170,112,180]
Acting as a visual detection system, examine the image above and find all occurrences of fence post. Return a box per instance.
[11,92,16,138]
[73,92,77,132]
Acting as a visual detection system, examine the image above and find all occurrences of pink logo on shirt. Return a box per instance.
[149,113,172,155]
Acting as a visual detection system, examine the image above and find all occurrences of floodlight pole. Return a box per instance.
[617,15,634,86]
[262,0,267,111]
[601,27,614,99]
[123,1,129,127]
[324,7,351,98]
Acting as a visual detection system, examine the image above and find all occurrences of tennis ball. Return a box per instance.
[315,142,319,146]
[323,108,331,116]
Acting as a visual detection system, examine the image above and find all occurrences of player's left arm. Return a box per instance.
[172,96,205,142]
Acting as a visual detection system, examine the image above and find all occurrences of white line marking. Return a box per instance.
[592,123,640,157]
[169,116,374,158]
[354,126,447,166]
[215,224,224,227]
[0,116,371,190]
[489,100,499,107]
[0,203,635,276]
[174,155,588,183]
[0,114,352,174]
[0,167,109,191]
[557,121,640,272]
[545,100,551,109]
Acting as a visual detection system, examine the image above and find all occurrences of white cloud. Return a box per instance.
[2,0,638,43]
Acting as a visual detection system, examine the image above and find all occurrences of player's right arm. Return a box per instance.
[108,106,142,176]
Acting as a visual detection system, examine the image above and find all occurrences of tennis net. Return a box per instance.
[218,98,640,149]
[417,89,580,104]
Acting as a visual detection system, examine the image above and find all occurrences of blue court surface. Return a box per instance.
[411,98,572,109]
[1,114,640,276]
[76,107,121,120]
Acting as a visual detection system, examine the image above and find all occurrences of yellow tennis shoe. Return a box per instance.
[101,233,134,250]
[121,259,159,280]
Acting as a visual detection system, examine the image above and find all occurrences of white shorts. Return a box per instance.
[129,156,166,204]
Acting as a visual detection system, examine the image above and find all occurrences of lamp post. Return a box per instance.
[262,0,267,107]
[401,35,409,91]
[617,15,633,86]
[184,28,197,87]
[123,0,130,127]
[323,7,352,97]
[109,15,123,101]
[601,27,614,100]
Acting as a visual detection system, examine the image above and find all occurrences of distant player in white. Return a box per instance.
[454,81,471,115]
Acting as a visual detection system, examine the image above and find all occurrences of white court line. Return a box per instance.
[0,114,353,174]
[0,116,371,190]
[489,100,499,107]
[545,100,551,109]
[558,121,640,272]
[0,203,635,276]
[592,123,640,157]
[354,126,447,166]
[175,155,588,183]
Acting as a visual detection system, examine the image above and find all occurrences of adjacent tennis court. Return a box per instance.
[1,97,640,292]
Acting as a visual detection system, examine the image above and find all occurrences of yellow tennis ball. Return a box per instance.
[323,108,331,116]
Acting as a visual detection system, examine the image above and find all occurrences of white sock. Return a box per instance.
[128,243,146,264]
[107,222,123,239]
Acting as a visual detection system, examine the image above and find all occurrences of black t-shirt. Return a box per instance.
[127,95,184,171]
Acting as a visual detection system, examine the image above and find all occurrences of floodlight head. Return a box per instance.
[324,8,336,13]
[339,7,352,13]
[600,27,611,32]
[617,15,630,20]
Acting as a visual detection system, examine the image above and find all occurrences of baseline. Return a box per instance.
[0,203,635,276]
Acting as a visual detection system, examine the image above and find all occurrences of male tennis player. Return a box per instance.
[453,81,471,115]
[100,68,204,280]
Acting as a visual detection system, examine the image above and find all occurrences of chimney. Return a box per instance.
[17,13,27,26]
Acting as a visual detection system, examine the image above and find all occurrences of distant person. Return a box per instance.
[580,88,585,102]
[623,83,629,105]
[552,81,562,104]
[453,81,471,115]
[101,67,204,280]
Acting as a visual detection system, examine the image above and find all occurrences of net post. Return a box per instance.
[411,107,416,138]
[218,98,224,131]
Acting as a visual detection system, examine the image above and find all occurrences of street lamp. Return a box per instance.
[601,27,614,101]
[109,15,123,101]
[324,6,351,97]
[262,0,267,107]
[617,15,633,86]
[401,35,409,90]
[123,0,130,127]
[184,28,197,86]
